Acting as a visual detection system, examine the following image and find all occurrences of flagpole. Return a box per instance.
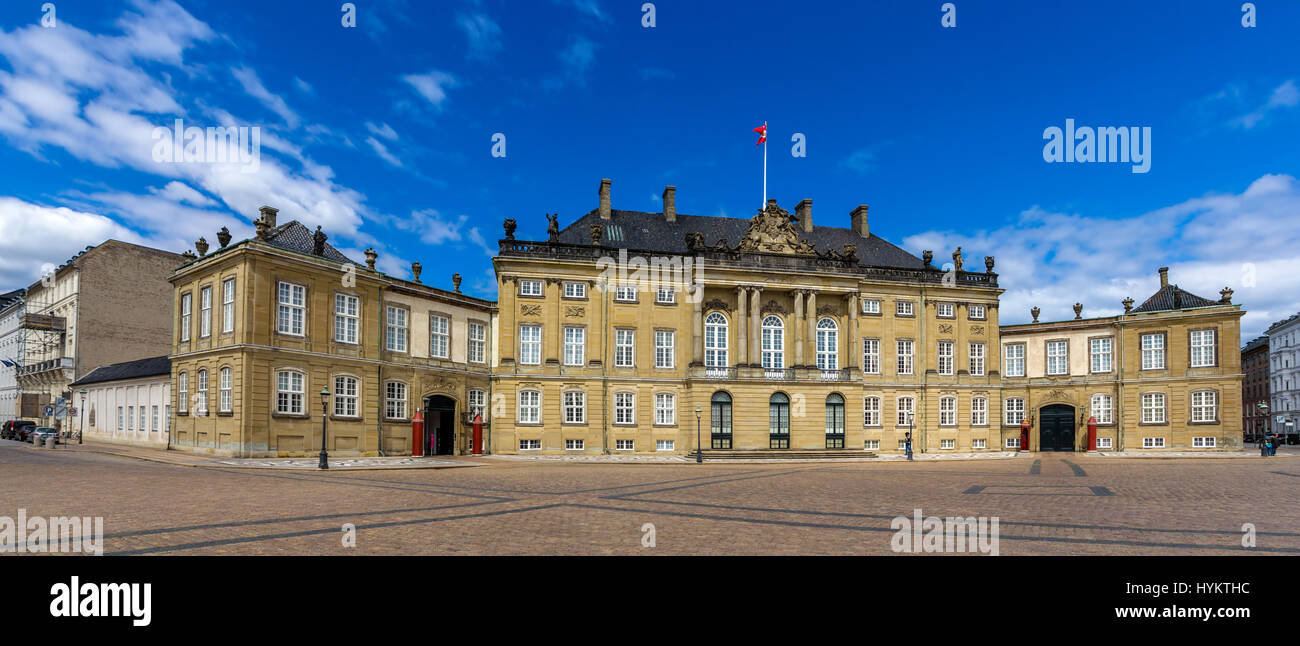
[762,121,767,208]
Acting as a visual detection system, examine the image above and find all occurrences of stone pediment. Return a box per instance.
[734,200,817,256]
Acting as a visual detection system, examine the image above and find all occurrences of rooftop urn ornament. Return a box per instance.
[922,250,934,268]
[503,218,517,240]
[312,226,327,256]
[1031,306,1040,323]
[985,255,995,274]
[411,261,422,283]
[364,248,377,270]
[181,250,197,261]
[1122,296,1134,313]
[255,218,270,240]
[195,237,209,257]
[589,223,604,245]
[453,272,463,293]
[1220,287,1234,304]
[1073,302,1083,319]
[217,227,232,249]
[952,247,964,272]
[546,213,560,242]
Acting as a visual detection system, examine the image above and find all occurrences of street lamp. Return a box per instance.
[78,388,86,444]
[1258,401,1271,443]
[318,386,330,470]
[695,407,703,463]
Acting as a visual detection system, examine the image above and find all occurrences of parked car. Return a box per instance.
[31,427,59,445]
[2,420,36,441]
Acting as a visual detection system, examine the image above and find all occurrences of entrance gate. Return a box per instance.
[1039,404,1076,452]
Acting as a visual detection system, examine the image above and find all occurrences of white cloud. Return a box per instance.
[232,66,300,128]
[556,0,609,23]
[0,198,144,288]
[402,70,457,109]
[365,136,403,168]
[544,37,596,90]
[365,121,398,141]
[1234,79,1298,129]
[457,13,503,61]
[903,173,1300,339]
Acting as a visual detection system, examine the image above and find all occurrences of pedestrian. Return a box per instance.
[1269,434,1278,457]
[1260,435,1270,457]
[904,432,913,461]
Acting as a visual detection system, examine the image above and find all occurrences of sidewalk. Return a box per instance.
[42,440,482,470]
[1091,445,1299,459]
[487,450,1023,463]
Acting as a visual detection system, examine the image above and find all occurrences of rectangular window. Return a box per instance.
[938,340,954,375]
[656,440,675,451]
[939,397,956,426]
[971,397,987,425]
[221,278,235,334]
[655,330,674,368]
[117,406,123,431]
[563,327,585,366]
[1047,340,1068,375]
[1091,394,1113,424]
[429,315,450,358]
[199,286,212,338]
[896,396,914,426]
[563,391,586,424]
[615,392,635,425]
[1142,437,1166,448]
[937,303,954,318]
[864,440,880,450]
[615,329,635,367]
[862,339,880,374]
[152,405,160,432]
[178,372,188,413]
[1004,344,1025,377]
[517,390,540,424]
[519,439,541,450]
[165,405,170,431]
[1005,398,1025,425]
[1097,437,1113,449]
[615,284,637,302]
[968,304,986,320]
[1191,391,1217,422]
[385,381,407,419]
[519,280,542,296]
[1192,436,1216,448]
[219,368,232,413]
[468,389,486,421]
[276,371,304,415]
[972,438,986,449]
[656,287,675,304]
[334,294,359,344]
[468,323,486,363]
[896,340,914,375]
[1190,330,1216,367]
[1141,393,1166,424]
[1006,437,1021,449]
[563,282,586,299]
[615,439,634,451]
[1090,337,1112,373]
[1141,333,1165,370]
[180,293,192,342]
[565,439,584,450]
[940,439,955,449]
[277,282,305,336]
[519,325,542,365]
[862,299,880,315]
[334,376,358,417]
[654,393,675,425]
[896,301,914,317]
[386,306,408,352]
[969,343,985,376]
[863,397,880,426]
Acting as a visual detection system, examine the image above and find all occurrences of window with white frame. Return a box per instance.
[519,325,541,365]
[862,339,880,374]
[517,390,540,424]
[165,405,170,431]
[565,439,584,450]
[334,294,359,344]
[615,283,637,301]
[656,286,675,304]
[468,323,486,363]
[938,340,954,375]
[704,312,728,367]
[468,389,486,421]
[969,343,985,376]
[1141,333,1165,369]
[864,396,881,426]
[152,405,159,432]
[1004,344,1024,377]
[429,315,450,358]
[971,397,987,425]
[972,438,986,449]
[761,316,784,369]
[180,293,192,342]
[937,303,954,318]
[1047,340,1068,375]
[897,340,914,375]
[222,278,235,334]
[564,327,585,366]
[116,406,123,430]
[655,330,674,368]
[384,381,407,419]
[615,392,635,424]
[1142,437,1165,448]
[816,318,838,370]
[199,286,212,338]
[615,439,635,451]
[219,367,232,413]
[897,396,914,426]
[519,280,542,296]
[563,391,586,424]
[1006,437,1021,448]
[1005,397,1025,425]
[939,396,956,426]
[563,282,586,299]
[178,372,188,413]
[1097,437,1112,449]
[1090,337,1113,373]
[896,301,914,316]
[334,376,358,417]
[277,282,305,336]
[1191,390,1217,422]
[276,370,304,415]
[196,369,208,415]
[968,304,986,320]
[615,329,635,367]
[1090,393,1113,424]
[655,393,675,425]
[1141,392,1166,423]
[656,440,675,451]
[519,439,541,450]
[386,306,408,352]
[940,438,955,449]
[1190,330,1216,367]
[862,299,880,314]
[1192,436,1216,448]
[128,406,135,430]
[864,440,880,450]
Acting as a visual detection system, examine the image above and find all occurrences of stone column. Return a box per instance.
[692,290,703,366]
[806,291,818,368]
[847,293,858,370]
[749,286,762,366]
[736,286,748,367]
[792,290,805,367]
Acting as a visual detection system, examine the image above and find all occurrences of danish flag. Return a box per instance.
[753,122,767,145]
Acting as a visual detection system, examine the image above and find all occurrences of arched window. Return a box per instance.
[816,317,838,370]
[219,367,232,413]
[705,312,728,367]
[825,393,845,448]
[711,391,732,449]
[276,370,304,415]
[761,315,784,369]
[769,393,790,449]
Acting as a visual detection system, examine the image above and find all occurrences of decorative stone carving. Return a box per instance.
[365,248,377,270]
[589,223,603,245]
[922,250,933,267]
[312,226,327,256]
[1031,306,1040,323]
[411,261,422,283]
[217,227,232,249]
[685,232,703,251]
[1073,302,1083,319]
[195,237,209,257]
[1219,287,1233,304]
[564,306,585,317]
[426,375,457,393]
[703,298,729,313]
[520,304,543,317]
[452,273,462,292]
[984,255,995,273]
[952,247,963,271]
[1043,388,1073,403]
[546,213,560,242]
[734,200,817,256]
[503,218,517,240]
[939,324,954,334]
[970,325,985,336]
[816,304,838,317]
[254,218,270,240]
[181,250,197,261]
[759,300,787,315]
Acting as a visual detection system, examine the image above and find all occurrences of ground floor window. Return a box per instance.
[1142,437,1165,448]
[864,439,879,450]
[565,439,584,450]
[897,439,908,450]
[825,394,845,448]
[656,440,674,451]
[519,439,541,450]
[770,393,790,449]
[940,438,955,449]
[1005,397,1025,425]
[384,381,407,419]
[972,438,986,449]
[1097,437,1113,449]
[1192,436,1216,448]
[1006,437,1020,449]
[615,439,634,451]
[711,391,732,449]
[564,391,586,424]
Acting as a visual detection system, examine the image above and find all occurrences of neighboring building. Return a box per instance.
[493,180,1003,455]
[0,289,25,424]
[69,356,171,448]
[1266,312,1300,443]
[1000,268,1244,451]
[168,206,496,457]
[15,241,183,430]
[1241,336,1270,442]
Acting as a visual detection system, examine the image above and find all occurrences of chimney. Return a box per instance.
[796,199,813,233]
[259,205,279,229]
[663,185,676,222]
[850,204,869,238]
[598,178,612,220]
[1158,266,1169,288]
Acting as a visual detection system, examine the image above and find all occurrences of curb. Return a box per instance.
[51,447,481,471]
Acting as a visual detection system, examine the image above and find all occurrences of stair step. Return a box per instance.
[689,450,878,460]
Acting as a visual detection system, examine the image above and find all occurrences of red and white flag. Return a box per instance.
[753,122,767,145]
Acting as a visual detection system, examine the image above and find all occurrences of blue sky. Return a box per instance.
[0,0,1298,338]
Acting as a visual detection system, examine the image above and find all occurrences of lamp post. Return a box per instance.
[318,386,330,470]
[1257,400,1270,444]
[78,388,86,444]
[695,407,703,463]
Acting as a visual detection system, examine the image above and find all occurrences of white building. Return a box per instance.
[1267,313,1300,441]
[0,290,25,425]
[69,356,171,448]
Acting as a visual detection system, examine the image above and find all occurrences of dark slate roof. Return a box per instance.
[555,208,926,269]
[1131,284,1219,313]
[1243,336,1269,353]
[71,356,171,387]
[265,221,362,266]
[0,289,23,308]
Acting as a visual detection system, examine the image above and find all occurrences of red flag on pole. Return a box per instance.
[753,123,767,145]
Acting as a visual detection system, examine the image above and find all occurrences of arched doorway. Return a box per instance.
[1039,404,1076,452]
[423,395,456,456]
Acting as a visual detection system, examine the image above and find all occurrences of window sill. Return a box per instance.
[330,415,363,422]
[217,411,233,417]
[271,413,310,420]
